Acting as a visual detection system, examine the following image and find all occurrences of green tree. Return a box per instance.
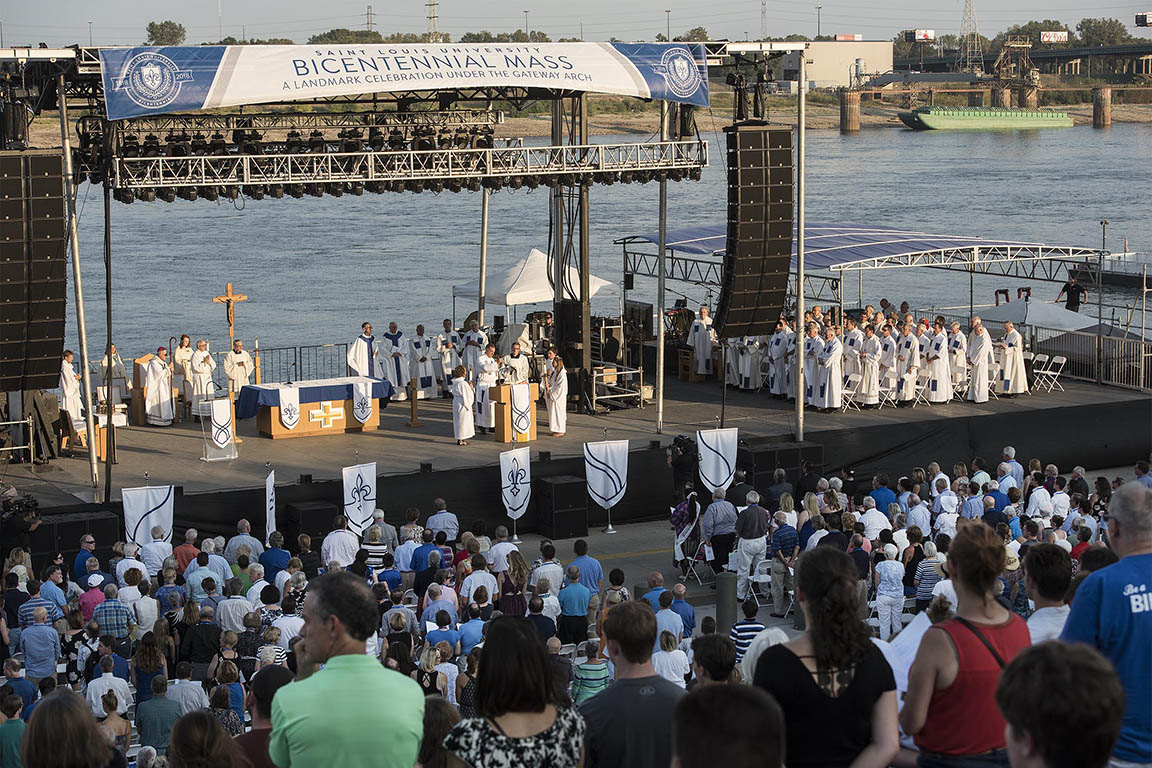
[655,33,669,42]
[307,28,385,45]
[989,19,1075,52]
[1075,17,1134,47]
[145,20,186,45]
[204,36,294,45]
[674,26,710,42]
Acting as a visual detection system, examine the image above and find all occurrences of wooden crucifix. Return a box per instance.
[212,282,249,347]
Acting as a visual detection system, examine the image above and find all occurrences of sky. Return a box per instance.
[8,0,1151,47]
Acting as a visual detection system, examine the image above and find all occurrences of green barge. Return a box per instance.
[898,106,1074,130]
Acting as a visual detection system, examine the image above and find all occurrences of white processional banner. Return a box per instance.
[99,43,709,121]
[351,380,374,424]
[278,387,300,430]
[265,470,276,545]
[122,485,175,548]
[209,398,234,448]
[509,383,532,437]
[696,428,738,493]
[342,462,377,536]
[499,446,531,520]
[584,439,629,510]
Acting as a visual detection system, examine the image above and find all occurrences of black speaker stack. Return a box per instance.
[737,439,823,494]
[535,474,588,540]
[713,125,794,339]
[0,149,68,392]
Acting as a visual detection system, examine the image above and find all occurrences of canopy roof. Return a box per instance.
[452,248,614,306]
[977,301,1096,331]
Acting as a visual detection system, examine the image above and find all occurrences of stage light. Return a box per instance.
[389,180,406,193]
[467,179,482,192]
[158,187,176,203]
[120,135,140,158]
[208,132,228,156]
[220,186,238,200]
[142,134,161,157]
[387,129,407,150]
[473,129,494,149]
[368,127,385,151]
[405,180,424,193]
[597,172,615,185]
[620,171,634,184]
[365,181,386,194]
[137,187,156,202]
[307,130,325,153]
[525,176,539,190]
[305,183,323,197]
[166,132,190,157]
[339,128,363,153]
[238,129,263,155]
[114,188,134,203]
[190,133,208,155]
[436,132,453,150]
[247,185,264,200]
[688,167,702,181]
[285,130,304,154]
[447,180,463,193]
[508,175,523,190]
[412,129,435,152]
[429,180,444,194]
[453,128,470,148]
[287,184,304,198]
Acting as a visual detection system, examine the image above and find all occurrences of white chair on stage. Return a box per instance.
[1035,355,1067,392]
[911,372,931,407]
[841,373,862,412]
[1026,354,1049,395]
[878,375,898,409]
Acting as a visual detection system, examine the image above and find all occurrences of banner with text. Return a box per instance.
[122,485,175,549]
[499,446,532,520]
[99,42,710,120]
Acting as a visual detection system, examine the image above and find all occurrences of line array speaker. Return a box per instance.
[0,149,68,391]
[535,475,588,540]
[713,125,794,339]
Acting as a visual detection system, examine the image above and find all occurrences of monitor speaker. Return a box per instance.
[713,125,793,339]
[0,149,67,392]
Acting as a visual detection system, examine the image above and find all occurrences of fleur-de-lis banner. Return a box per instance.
[279,387,300,430]
[584,439,629,510]
[122,485,175,548]
[265,470,276,545]
[500,446,531,520]
[342,462,377,536]
[696,428,739,493]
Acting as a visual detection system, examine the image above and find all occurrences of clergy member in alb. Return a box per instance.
[686,306,716,376]
[462,319,487,378]
[803,323,821,406]
[59,350,83,419]
[784,320,797,399]
[173,334,193,405]
[878,324,897,386]
[545,353,568,436]
[100,344,130,405]
[435,319,461,396]
[189,339,216,414]
[967,323,995,403]
[995,321,1028,396]
[144,347,175,426]
[730,336,763,390]
[473,343,500,433]
[814,326,843,411]
[926,321,953,403]
[767,321,789,398]
[347,322,379,378]
[842,316,864,381]
[224,339,253,399]
[408,324,436,399]
[948,321,968,387]
[449,365,475,445]
[858,324,882,408]
[895,322,920,405]
[380,322,409,401]
[502,341,530,384]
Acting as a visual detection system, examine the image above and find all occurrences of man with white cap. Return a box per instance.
[933,495,960,539]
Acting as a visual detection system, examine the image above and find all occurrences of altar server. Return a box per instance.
[189,339,216,413]
[223,339,253,397]
[545,354,568,436]
[59,350,83,418]
[436,319,461,396]
[502,341,530,384]
[449,365,475,445]
[802,323,821,405]
[144,347,175,426]
[173,334,193,403]
[996,321,1028,396]
[785,320,797,399]
[100,344,130,405]
[768,321,789,397]
[815,326,843,411]
[967,324,995,403]
[473,344,499,433]
[380,322,409,401]
[347,322,379,378]
[734,336,763,390]
[462,320,487,378]
[878,324,897,385]
[686,306,716,376]
[858,325,882,407]
[408,324,436,399]
[842,316,864,381]
[926,321,953,403]
[915,323,932,373]
[948,321,968,387]
[895,323,920,404]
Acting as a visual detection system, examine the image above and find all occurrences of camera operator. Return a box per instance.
[668,436,699,503]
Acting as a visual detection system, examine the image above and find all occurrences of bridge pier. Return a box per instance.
[992,87,1012,108]
[1018,86,1039,110]
[839,90,861,133]
[968,90,985,107]
[1093,87,1112,128]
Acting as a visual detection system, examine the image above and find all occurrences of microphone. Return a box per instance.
[286,361,296,387]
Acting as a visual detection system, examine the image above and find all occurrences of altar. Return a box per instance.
[236,377,394,439]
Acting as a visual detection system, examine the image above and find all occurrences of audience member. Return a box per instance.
[673,684,784,768]
[235,664,295,768]
[20,688,128,768]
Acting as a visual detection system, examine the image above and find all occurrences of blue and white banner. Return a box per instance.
[342,462,377,536]
[99,42,709,121]
[696,428,738,493]
[209,398,234,449]
[122,485,175,549]
[584,439,629,510]
[499,446,531,521]
[265,470,276,545]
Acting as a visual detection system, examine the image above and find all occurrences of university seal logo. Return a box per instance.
[117,51,193,110]
[656,48,703,99]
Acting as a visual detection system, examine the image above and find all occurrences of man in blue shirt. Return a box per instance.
[425,611,461,655]
[869,475,897,515]
[457,603,485,654]
[557,565,591,645]
[17,580,61,627]
[984,480,1009,515]
[89,635,131,682]
[259,531,291,586]
[654,591,683,652]
[1061,481,1152,765]
[669,583,696,634]
[38,566,68,616]
[896,478,914,517]
[960,482,986,519]
[642,572,667,612]
[1,659,37,711]
[1136,461,1152,490]
[1003,446,1025,489]
[410,530,438,575]
[376,553,402,592]
[72,534,97,582]
[17,607,59,684]
[419,583,458,628]
[184,553,216,602]
[569,539,603,595]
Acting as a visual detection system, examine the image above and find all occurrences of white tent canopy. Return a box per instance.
[978,300,1095,331]
[452,248,615,307]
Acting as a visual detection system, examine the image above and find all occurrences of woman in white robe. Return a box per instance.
[449,365,475,444]
[59,351,83,418]
[996,322,1028,395]
[545,356,569,436]
[967,325,995,403]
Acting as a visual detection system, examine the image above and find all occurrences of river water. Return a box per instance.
[66,121,1152,358]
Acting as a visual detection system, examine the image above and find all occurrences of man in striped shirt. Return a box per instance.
[728,600,765,663]
[769,511,799,618]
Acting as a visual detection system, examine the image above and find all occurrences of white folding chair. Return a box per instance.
[402,589,418,607]
[986,363,1000,399]
[684,540,714,587]
[558,643,578,660]
[841,373,862,412]
[1037,356,1066,392]
[911,372,931,407]
[750,559,772,609]
[878,375,898,409]
[1022,351,1034,363]
[1026,354,1049,395]
[759,357,773,391]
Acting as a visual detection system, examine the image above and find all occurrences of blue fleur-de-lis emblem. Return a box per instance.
[505,458,527,497]
[354,395,371,420]
[350,473,371,506]
[283,402,298,420]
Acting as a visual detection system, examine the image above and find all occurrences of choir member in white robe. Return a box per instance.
[967,324,994,403]
[408,325,436,400]
[895,324,921,404]
[948,323,968,387]
[347,322,380,378]
[785,322,797,399]
[144,347,175,426]
[502,342,530,384]
[99,344,130,405]
[223,340,253,398]
[435,319,461,396]
[448,366,475,445]
[802,323,822,406]
[926,323,954,403]
[878,325,897,386]
[473,344,499,432]
[858,326,882,407]
[173,335,193,404]
[686,306,716,376]
[995,321,1028,395]
[842,318,864,381]
[767,322,790,397]
[462,320,487,378]
[915,324,932,376]
[815,328,843,411]
[380,323,409,401]
[189,340,216,414]
[545,355,568,436]
[59,351,83,418]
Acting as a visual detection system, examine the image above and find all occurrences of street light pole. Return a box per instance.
[88,21,93,46]
[524,9,529,37]
[665,9,671,40]
[816,5,822,38]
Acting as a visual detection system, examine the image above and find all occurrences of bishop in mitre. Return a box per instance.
[99,344,130,405]
[686,306,716,376]
[408,324,437,400]
[144,347,175,426]
[224,339,253,398]
[347,322,380,378]
[380,322,409,401]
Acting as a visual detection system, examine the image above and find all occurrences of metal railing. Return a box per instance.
[109,109,507,135]
[1033,326,1152,391]
[590,366,645,412]
[0,417,35,464]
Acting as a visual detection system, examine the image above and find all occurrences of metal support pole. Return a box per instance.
[1097,221,1106,386]
[551,100,564,313]
[603,506,616,534]
[58,75,98,488]
[102,135,114,502]
[720,342,727,427]
[656,100,669,434]
[478,187,489,327]
[795,51,807,441]
[579,95,592,375]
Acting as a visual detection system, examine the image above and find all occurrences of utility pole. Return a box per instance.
[580,21,584,40]
[88,21,93,46]
[665,9,671,40]
[426,1,438,42]
[815,5,822,38]
[760,0,767,40]
[524,9,530,38]
[366,5,374,33]
[217,0,222,42]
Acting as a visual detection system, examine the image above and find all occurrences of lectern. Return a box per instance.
[490,382,538,443]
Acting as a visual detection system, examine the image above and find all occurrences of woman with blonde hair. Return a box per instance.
[796,492,817,532]
[596,589,623,659]
[498,550,530,617]
[779,492,798,528]
[4,546,32,576]
[414,645,447,697]
[455,536,480,586]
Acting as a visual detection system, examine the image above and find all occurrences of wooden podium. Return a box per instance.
[490,383,538,443]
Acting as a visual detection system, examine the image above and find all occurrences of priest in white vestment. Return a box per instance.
[223,339,253,398]
[173,335,193,404]
[767,322,789,397]
[59,351,83,418]
[686,306,716,376]
[802,323,822,406]
[99,344,130,405]
[895,324,921,404]
[189,340,216,414]
[436,319,462,396]
[448,365,475,444]
[502,341,530,384]
[347,322,379,378]
[462,320,487,378]
[815,328,843,411]
[967,324,995,403]
[473,344,500,432]
[948,323,968,387]
[736,336,764,390]
[144,347,175,426]
[842,317,864,381]
[380,322,409,401]
[926,323,954,403]
[545,354,568,436]
[996,321,1028,395]
[858,326,882,407]
[408,325,436,400]
[785,322,797,399]
[915,324,932,375]
[878,325,897,386]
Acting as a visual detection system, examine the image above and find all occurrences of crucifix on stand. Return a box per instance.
[212,282,250,444]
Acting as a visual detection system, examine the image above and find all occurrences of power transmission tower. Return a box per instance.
[958,0,983,73]
[760,0,767,40]
[366,5,375,33]
[426,0,440,42]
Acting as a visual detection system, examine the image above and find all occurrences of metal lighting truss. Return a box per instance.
[828,244,1102,283]
[104,109,506,135]
[621,247,842,302]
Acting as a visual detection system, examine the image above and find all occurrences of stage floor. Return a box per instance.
[11,378,1151,507]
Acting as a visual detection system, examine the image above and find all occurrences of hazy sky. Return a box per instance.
[10,0,1151,47]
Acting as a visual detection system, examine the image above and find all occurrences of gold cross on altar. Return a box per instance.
[309,401,345,429]
[212,282,249,346]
